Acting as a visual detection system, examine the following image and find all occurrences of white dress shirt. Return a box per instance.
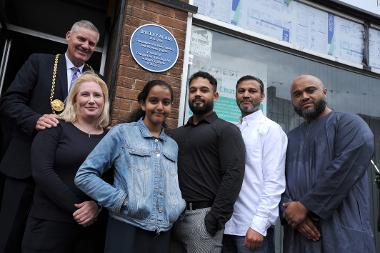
[224,110,287,236]
[65,54,84,92]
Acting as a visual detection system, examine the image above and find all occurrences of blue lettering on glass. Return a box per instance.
[328,14,334,44]
[328,14,334,56]
[282,28,290,42]
[130,24,179,72]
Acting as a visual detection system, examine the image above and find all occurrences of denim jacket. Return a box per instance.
[75,120,185,232]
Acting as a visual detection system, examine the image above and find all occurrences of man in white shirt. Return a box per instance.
[223,75,287,253]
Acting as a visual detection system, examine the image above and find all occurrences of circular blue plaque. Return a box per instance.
[130,24,179,72]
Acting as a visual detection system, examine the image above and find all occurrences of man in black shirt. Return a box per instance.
[170,71,245,253]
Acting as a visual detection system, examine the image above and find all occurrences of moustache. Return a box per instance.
[191,98,205,104]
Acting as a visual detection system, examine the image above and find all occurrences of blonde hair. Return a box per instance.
[60,72,110,128]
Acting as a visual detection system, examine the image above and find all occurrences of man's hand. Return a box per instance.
[296,217,320,241]
[283,201,308,227]
[204,212,218,236]
[35,114,59,130]
[73,201,99,227]
[244,228,264,250]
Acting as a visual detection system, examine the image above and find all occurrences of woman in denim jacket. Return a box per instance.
[75,80,185,253]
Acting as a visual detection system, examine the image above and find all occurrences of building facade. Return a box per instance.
[0,0,379,252]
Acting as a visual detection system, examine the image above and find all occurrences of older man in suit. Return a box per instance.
[0,20,100,253]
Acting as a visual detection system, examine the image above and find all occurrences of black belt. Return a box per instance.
[185,201,213,211]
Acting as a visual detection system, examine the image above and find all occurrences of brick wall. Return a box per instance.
[111,0,189,128]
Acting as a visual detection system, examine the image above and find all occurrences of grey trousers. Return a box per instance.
[171,207,223,253]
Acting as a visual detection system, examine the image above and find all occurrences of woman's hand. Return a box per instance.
[73,200,99,227]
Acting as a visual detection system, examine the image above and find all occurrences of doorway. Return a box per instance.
[0,30,102,96]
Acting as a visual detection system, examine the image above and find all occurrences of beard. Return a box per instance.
[189,98,214,116]
[238,100,261,116]
[294,98,327,121]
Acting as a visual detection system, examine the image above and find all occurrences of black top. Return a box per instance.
[169,112,245,234]
[29,121,107,223]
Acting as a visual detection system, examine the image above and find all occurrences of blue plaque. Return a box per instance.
[130,24,179,72]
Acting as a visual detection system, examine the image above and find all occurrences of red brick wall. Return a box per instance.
[111,0,189,128]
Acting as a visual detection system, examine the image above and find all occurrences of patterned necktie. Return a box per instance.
[70,67,80,90]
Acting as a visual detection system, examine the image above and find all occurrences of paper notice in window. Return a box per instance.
[190,27,213,59]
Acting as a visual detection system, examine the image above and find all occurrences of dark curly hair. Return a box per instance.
[189,71,217,91]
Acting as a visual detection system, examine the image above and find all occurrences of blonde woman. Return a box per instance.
[22,72,109,253]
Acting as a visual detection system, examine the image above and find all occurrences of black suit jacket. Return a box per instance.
[0,53,91,179]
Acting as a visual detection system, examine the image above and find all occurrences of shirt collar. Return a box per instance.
[65,53,85,72]
[240,110,264,126]
[137,119,168,142]
[186,111,218,126]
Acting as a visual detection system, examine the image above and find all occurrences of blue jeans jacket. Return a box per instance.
[75,120,185,232]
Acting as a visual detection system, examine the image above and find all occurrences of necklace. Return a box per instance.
[73,122,102,138]
[50,54,94,114]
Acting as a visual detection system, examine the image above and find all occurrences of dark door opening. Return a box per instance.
[0,30,102,96]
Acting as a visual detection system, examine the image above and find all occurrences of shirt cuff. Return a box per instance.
[250,215,270,236]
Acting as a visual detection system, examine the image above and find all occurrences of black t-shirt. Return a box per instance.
[29,121,107,222]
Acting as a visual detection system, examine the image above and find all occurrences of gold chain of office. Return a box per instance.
[49,54,93,114]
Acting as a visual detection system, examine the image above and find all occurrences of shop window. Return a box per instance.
[187,25,380,252]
